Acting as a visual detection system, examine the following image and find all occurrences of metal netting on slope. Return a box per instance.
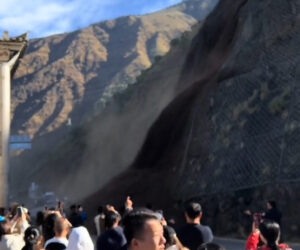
[175,1,300,198]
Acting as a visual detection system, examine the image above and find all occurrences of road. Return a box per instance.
[215,237,300,250]
[91,235,300,249]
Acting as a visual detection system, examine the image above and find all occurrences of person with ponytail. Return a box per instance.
[22,226,43,250]
[245,220,291,250]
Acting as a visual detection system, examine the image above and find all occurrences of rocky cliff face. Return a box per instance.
[82,0,300,238]
[11,0,217,138]
[173,0,300,198]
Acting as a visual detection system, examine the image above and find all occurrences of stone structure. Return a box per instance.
[0,32,27,206]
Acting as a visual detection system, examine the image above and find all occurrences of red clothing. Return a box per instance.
[245,233,291,250]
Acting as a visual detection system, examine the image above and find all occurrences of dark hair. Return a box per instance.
[0,221,10,240]
[70,204,77,211]
[105,211,121,229]
[36,211,44,226]
[259,220,280,250]
[45,242,67,250]
[0,207,5,216]
[122,208,159,244]
[184,202,202,219]
[146,203,153,210]
[22,226,40,250]
[43,213,60,242]
[70,214,84,227]
[163,225,176,247]
[198,243,226,250]
[97,206,103,214]
[268,201,277,209]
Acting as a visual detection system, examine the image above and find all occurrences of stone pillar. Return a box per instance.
[0,32,28,207]
[0,62,10,206]
[0,53,22,207]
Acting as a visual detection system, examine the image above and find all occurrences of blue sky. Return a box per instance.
[0,0,182,39]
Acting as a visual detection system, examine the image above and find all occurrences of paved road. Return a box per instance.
[215,237,300,250]
[91,235,300,249]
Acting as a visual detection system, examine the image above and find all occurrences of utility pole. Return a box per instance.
[0,32,27,206]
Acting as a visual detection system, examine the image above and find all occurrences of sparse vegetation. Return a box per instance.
[170,38,180,47]
[13,5,208,137]
[154,55,163,63]
[232,89,259,120]
[269,87,291,115]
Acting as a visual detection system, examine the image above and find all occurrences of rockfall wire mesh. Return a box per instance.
[175,0,300,198]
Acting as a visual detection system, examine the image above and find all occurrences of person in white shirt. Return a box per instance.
[0,220,25,250]
[94,206,105,237]
[67,226,94,250]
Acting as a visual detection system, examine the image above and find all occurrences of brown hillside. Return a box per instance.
[10,21,201,202]
[10,0,218,200]
[11,0,217,138]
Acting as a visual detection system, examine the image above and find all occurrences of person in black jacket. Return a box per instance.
[97,211,126,250]
[176,202,213,250]
[264,201,282,225]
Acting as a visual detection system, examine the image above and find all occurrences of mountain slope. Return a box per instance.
[81,0,300,238]
[10,21,201,201]
[11,0,300,239]
[11,0,218,138]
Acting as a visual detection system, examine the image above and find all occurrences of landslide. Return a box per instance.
[10,0,218,200]
[83,0,300,239]
[11,23,201,202]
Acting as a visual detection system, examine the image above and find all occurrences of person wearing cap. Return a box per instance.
[176,202,213,250]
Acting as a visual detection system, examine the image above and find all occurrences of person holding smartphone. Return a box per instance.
[245,220,291,250]
[10,207,30,235]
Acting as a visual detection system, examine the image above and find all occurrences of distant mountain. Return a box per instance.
[11,0,218,138]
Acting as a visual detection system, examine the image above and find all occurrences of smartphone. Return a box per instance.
[17,206,23,217]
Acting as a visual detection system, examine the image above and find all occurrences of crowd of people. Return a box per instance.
[0,198,292,250]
